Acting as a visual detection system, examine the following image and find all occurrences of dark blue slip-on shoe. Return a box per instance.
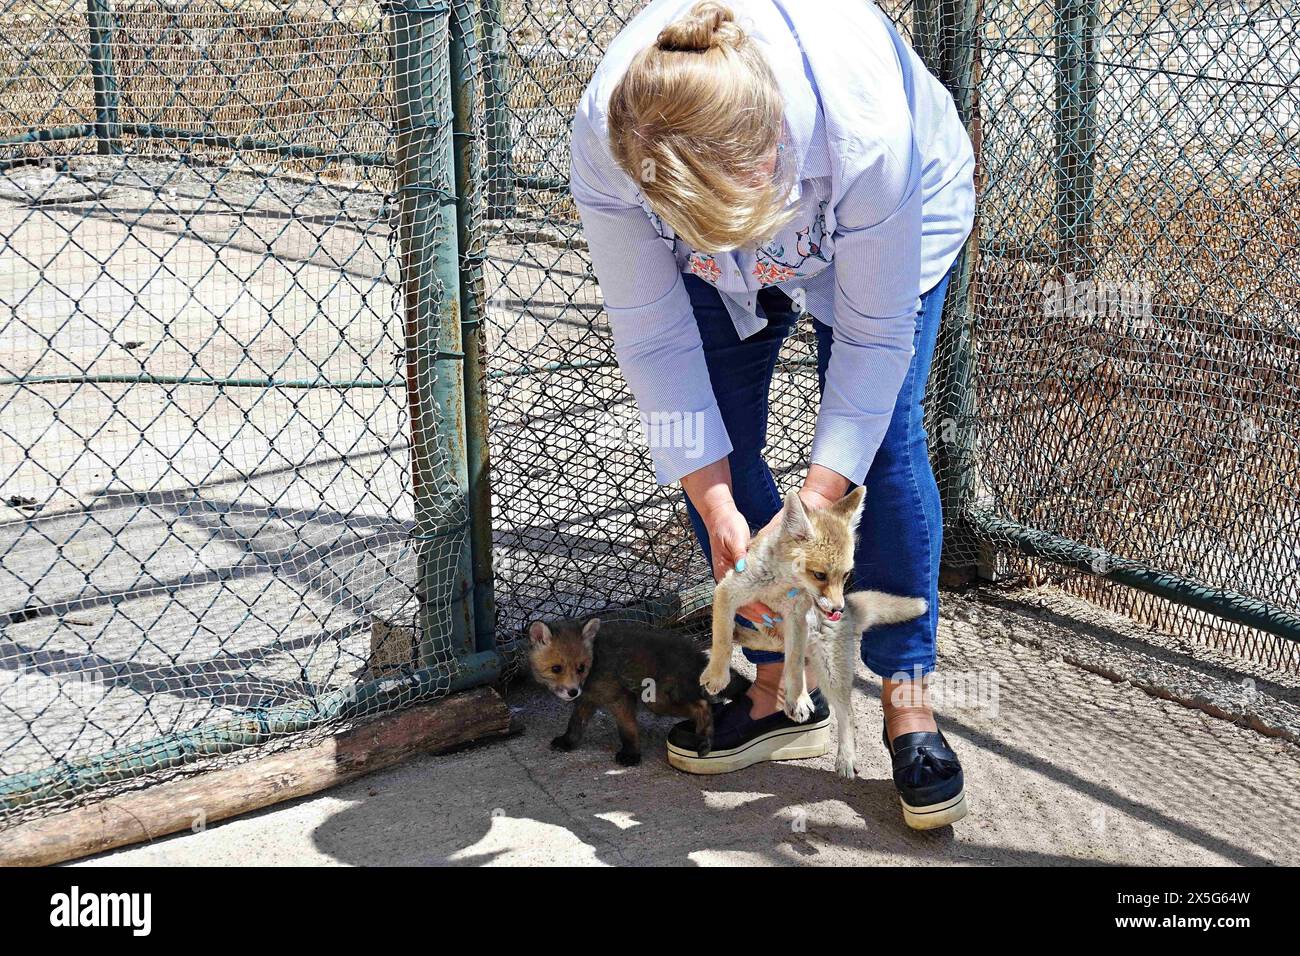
[882,726,969,829]
[666,689,831,774]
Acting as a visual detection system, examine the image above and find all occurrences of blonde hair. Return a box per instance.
[607,1,795,252]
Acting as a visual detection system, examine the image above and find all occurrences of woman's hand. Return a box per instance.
[802,463,852,509]
[703,502,751,583]
[704,501,779,627]
[754,464,853,541]
[681,458,778,627]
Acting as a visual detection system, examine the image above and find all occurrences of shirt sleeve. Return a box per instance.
[809,135,924,486]
[569,110,732,485]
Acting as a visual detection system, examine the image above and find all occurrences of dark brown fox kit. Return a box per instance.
[528,617,749,766]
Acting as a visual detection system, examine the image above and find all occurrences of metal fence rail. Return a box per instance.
[1,0,1296,826]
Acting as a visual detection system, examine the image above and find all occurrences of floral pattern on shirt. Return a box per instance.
[753,200,831,283]
[642,189,833,291]
[752,261,797,285]
[688,253,722,283]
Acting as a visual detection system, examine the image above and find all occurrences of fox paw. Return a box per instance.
[835,752,856,779]
[615,749,641,767]
[699,667,730,696]
[550,735,575,752]
[785,692,815,723]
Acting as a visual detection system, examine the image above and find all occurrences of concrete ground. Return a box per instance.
[77,587,1300,866]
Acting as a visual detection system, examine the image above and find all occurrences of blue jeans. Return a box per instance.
[681,268,951,678]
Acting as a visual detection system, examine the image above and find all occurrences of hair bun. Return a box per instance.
[656,1,745,53]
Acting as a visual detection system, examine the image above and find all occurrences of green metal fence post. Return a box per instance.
[911,0,943,80]
[450,0,498,657]
[480,0,515,219]
[389,0,479,670]
[85,0,122,155]
[1055,0,1097,279]
[915,0,986,579]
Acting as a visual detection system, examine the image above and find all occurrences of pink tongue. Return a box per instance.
[826,610,842,622]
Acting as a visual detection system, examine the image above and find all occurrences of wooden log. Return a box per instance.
[0,687,513,867]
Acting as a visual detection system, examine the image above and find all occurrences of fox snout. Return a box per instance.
[815,587,847,617]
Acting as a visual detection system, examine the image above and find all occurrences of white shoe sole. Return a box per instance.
[666,718,831,774]
[901,789,969,830]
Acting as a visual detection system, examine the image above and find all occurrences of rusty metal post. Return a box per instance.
[86,0,122,155]
[1055,0,1097,279]
[915,0,987,579]
[480,0,515,218]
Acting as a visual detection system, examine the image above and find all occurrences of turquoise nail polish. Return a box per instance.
[762,614,774,626]
[735,558,747,572]
[774,615,784,623]
[787,588,799,598]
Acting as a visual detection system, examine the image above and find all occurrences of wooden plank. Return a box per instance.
[0,687,512,867]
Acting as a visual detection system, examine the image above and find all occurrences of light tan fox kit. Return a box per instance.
[701,487,868,721]
[720,589,927,776]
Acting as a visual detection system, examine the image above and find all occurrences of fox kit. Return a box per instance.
[529,617,749,765]
[701,487,868,720]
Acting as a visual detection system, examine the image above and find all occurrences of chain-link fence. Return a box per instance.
[0,0,497,825]
[2,0,1297,828]
[474,0,1298,674]
[957,0,1299,670]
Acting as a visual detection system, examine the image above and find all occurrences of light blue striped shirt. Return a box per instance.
[570,0,975,484]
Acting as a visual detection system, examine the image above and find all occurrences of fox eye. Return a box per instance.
[550,664,563,674]
[812,571,827,582]
[576,663,586,674]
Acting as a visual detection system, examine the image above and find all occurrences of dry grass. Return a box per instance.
[2,0,392,184]
[1,1,95,137]
[113,3,392,183]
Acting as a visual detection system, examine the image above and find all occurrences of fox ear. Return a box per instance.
[581,618,600,648]
[833,486,866,531]
[780,490,813,540]
[527,621,551,646]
